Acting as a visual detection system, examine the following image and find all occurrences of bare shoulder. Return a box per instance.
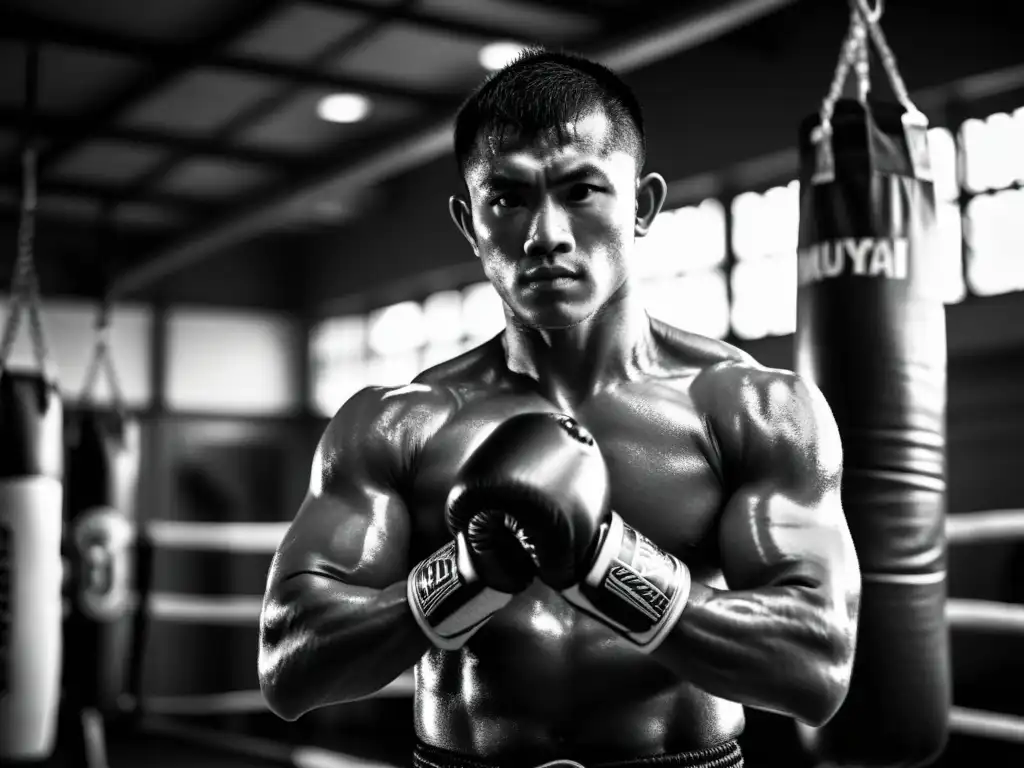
[690,356,843,486]
[651,317,756,373]
[413,333,508,396]
[316,382,460,493]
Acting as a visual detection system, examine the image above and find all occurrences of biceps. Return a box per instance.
[274,485,412,590]
[718,482,856,597]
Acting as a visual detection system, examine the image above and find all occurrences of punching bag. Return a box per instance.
[794,99,950,766]
[0,370,64,760]
[65,407,140,714]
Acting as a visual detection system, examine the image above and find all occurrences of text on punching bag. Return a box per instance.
[798,238,908,286]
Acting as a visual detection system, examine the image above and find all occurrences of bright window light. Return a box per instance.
[680,199,727,269]
[761,182,800,258]
[927,127,959,203]
[966,189,1024,296]
[367,301,425,355]
[422,291,464,345]
[366,353,422,388]
[730,253,797,340]
[1015,106,1024,184]
[635,208,682,279]
[478,41,525,72]
[642,270,730,340]
[731,190,764,261]
[961,113,1020,193]
[935,201,966,304]
[317,93,371,124]
[461,283,506,340]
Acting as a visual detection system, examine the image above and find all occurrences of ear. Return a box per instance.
[449,195,479,257]
[634,172,668,238]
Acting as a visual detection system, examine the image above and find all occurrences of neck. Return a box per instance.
[502,284,654,410]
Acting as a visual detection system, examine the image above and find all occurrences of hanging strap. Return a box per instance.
[815,0,927,142]
[79,296,126,415]
[0,43,53,380]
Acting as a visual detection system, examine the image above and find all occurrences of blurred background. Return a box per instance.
[1,0,1022,766]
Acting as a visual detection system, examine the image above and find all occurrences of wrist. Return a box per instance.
[407,533,513,650]
[563,512,691,652]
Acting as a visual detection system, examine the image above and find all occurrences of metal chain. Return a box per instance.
[0,146,51,376]
[80,299,126,411]
[852,13,871,103]
[817,8,863,137]
[818,0,924,139]
[850,0,925,120]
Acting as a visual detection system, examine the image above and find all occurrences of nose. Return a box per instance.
[524,197,574,259]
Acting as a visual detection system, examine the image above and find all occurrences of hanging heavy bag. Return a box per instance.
[65,406,140,715]
[0,145,65,761]
[794,4,950,766]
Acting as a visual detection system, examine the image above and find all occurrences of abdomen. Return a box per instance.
[414,583,744,760]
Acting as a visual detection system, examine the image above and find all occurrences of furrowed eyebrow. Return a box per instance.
[482,163,610,193]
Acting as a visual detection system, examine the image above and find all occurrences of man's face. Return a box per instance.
[455,109,642,330]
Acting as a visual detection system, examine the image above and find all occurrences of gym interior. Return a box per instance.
[1,1,1022,766]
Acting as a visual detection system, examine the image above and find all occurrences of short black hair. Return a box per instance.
[454,48,646,180]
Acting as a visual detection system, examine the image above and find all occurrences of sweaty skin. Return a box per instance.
[259,106,859,762]
[259,325,859,760]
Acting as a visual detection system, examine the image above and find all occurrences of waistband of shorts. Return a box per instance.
[412,739,743,768]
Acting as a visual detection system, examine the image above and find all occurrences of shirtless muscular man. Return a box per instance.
[259,49,861,768]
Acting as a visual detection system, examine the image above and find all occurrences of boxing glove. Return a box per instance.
[407,533,517,651]
[445,412,610,591]
[447,412,691,652]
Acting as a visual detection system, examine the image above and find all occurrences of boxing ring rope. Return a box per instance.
[946,509,1024,545]
[134,510,1024,746]
[144,509,1024,554]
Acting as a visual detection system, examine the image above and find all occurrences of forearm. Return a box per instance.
[653,581,853,725]
[259,573,428,719]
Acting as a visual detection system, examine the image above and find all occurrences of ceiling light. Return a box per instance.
[317,93,371,124]
[478,41,525,72]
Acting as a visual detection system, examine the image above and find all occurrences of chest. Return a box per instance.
[407,386,726,563]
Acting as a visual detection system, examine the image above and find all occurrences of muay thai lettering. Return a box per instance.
[798,238,909,286]
[412,540,461,617]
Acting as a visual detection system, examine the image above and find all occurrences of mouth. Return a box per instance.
[521,265,579,284]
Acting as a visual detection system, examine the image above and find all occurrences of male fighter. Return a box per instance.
[259,49,861,767]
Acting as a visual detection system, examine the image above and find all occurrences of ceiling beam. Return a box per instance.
[4,1,291,175]
[306,0,572,43]
[0,107,297,170]
[108,0,803,299]
[499,0,620,18]
[1,13,462,111]
[0,178,216,217]
[108,7,411,228]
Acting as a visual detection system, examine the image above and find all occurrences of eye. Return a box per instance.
[567,184,599,202]
[492,193,524,209]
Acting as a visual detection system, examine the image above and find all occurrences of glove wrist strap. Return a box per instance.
[407,533,512,650]
[564,512,691,653]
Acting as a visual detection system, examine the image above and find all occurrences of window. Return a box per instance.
[0,299,153,408]
[166,309,301,415]
[961,110,1024,193]
[636,199,729,339]
[929,126,966,304]
[308,285,504,417]
[730,181,800,340]
[460,282,505,342]
[421,290,471,370]
[964,189,1024,296]
[309,315,367,418]
[961,108,1024,297]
